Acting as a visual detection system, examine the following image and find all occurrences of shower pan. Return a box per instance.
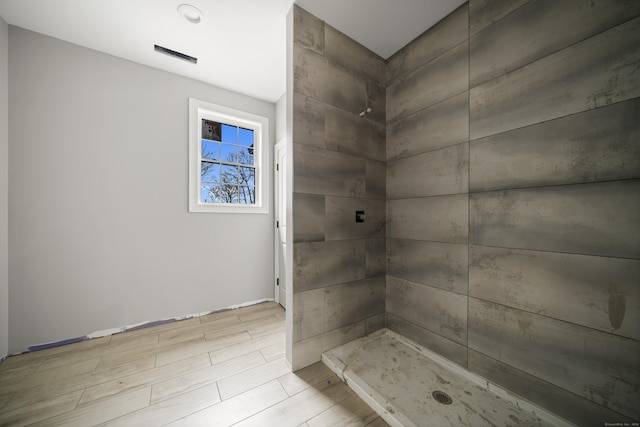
[323,329,574,427]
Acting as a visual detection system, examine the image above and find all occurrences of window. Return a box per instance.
[189,98,269,213]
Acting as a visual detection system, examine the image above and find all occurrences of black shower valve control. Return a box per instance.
[356,210,366,223]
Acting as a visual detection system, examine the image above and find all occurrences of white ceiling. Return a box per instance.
[296,0,465,60]
[0,0,465,103]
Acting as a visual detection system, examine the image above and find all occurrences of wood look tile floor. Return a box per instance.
[0,302,389,427]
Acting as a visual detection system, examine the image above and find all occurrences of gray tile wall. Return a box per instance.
[290,5,387,370]
[291,1,640,422]
[385,2,471,379]
[386,1,640,424]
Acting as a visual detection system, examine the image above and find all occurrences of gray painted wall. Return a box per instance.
[7,27,275,354]
[289,5,386,370]
[386,1,640,424]
[275,93,286,142]
[0,15,8,359]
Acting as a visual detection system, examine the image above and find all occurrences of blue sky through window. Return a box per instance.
[201,120,255,204]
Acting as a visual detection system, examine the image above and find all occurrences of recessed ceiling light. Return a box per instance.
[177,4,203,24]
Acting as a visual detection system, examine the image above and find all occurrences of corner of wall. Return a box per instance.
[0,14,10,359]
[290,4,387,371]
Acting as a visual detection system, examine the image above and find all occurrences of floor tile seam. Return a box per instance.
[150,353,271,405]
[0,354,47,371]
[1,388,84,426]
[0,385,59,416]
[225,382,292,426]
[208,330,285,355]
[161,320,249,341]
[279,371,344,400]
[119,357,214,393]
[4,360,158,409]
[203,328,253,342]
[217,357,291,401]
[246,324,286,341]
[156,335,256,365]
[35,351,115,375]
[97,337,203,366]
[154,340,233,366]
[177,379,288,427]
[76,383,152,410]
[91,355,156,386]
[303,391,366,426]
[70,357,176,400]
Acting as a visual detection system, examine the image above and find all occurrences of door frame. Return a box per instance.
[273,139,286,306]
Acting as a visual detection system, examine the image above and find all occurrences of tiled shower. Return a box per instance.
[288,1,639,425]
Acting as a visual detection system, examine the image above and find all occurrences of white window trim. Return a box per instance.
[189,98,270,214]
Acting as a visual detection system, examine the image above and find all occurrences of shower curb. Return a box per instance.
[322,328,575,427]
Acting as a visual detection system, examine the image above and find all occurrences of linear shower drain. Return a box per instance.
[432,390,453,405]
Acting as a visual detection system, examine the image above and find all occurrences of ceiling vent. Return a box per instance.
[154,45,197,64]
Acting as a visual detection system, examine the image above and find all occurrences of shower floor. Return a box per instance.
[322,329,572,427]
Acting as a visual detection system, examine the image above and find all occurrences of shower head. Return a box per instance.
[359,107,372,117]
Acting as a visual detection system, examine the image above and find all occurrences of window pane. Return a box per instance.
[201,183,220,203]
[231,188,240,204]
[221,124,238,144]
[201,140,219,160]
[220,143,237,163]
[201,162,220,182]
[239,166,255,185]
[238,186,255,204]
[218,183,238,203]
[239,128,254,147]
[221,165,238,184]
[237,146,254,166]
[202,120,221,141]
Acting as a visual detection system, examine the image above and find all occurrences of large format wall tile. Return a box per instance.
[293,143,365,197]
[292,279,385,343]
[294,45,366,114]
[387,194,468,243]
[387,4,468,84]
[365,238,386,278]
[468,349,637,426]
[292,320,365,371]
[387,41,468,123]
[325,106,385,162]
[387,92,468,161]
[470,180,640,259]
[293,193,325,243]
[470,0,640,87]
[387,143,468,199]
[293,288,325,342]
[470,98,640,191]
[468,0,529,36]
[365,160,385,200]
[470,16,640,139]
[470,245,640,340]
[325,25,386,86]
[387,239,468,294]
[325,196,385,241]
[468,298,640,419]
[386,276,468,345]
[387,313,468,368]
[365,313,386,336]
[324,277,385,331]
[293,5,324,55]
[293,240,365,292]
[365,81,386,125]
[294,4,639,421]
[293,93,325,148]
[291,5,387,371]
